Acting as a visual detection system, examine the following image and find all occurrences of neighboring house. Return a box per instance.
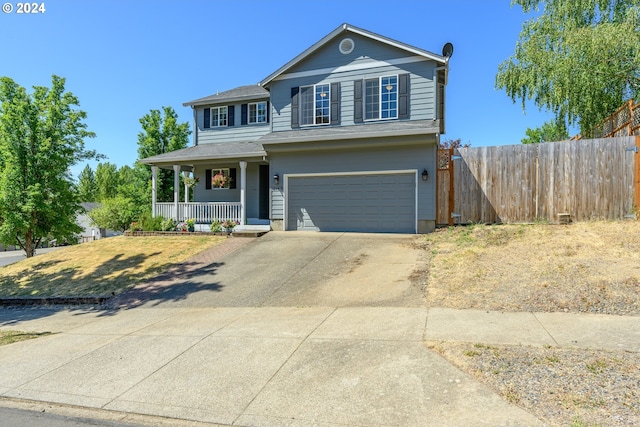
[141,23,450,233]
[77,203,119,243]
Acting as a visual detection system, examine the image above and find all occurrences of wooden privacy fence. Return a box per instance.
[591,99,640,138]
[437,136,640,225]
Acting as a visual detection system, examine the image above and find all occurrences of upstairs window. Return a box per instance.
[300,84,330,125]
[248,101,267,124]
[204,106,229,128]
[354,74,408,123]
[365,75,397,120]
[211,106,228,127]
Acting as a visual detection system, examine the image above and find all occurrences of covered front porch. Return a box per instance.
[141,141,272,229]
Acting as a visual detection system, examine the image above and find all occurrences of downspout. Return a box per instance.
[192,106,198,146]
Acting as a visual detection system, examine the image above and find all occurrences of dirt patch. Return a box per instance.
[427,341,639,427]
[422,221,640,315]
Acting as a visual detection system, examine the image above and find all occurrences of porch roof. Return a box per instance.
[258,119,441,147]
[139,140,266,166]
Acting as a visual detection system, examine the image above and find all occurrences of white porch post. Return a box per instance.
[151,166,158,218]
[240,161,247,225]
[184,174,189,203]
[173,164,180,221]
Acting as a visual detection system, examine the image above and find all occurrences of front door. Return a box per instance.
[259,164,269,220]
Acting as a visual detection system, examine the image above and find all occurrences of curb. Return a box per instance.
[0,296,112,307]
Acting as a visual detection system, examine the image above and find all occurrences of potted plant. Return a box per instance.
[185,218,196,232]
[221,219,239,233]
[183,175,200,188]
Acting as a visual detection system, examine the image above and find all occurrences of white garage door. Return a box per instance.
[286,172,416,233]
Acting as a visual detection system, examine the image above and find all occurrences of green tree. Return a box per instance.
[521,119,570,143]
[0,75,98,257]
[116,163,150,208]
[137,106,190,202]
[496,0,640,136]
[77,164,97,202]
[95,162,119,201]
[88,195,139,232]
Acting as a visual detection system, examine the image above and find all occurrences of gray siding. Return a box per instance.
[269,60,436,133]
[289,33,427,74]
[195,104,271,144]
[269,142,437,221]
[192,163,262,219]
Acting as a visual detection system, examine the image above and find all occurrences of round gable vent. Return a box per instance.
[339,38,355,54]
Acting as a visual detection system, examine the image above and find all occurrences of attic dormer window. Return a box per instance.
[339,38,355,54]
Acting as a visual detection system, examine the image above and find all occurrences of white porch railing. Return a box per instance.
[155,202,242,224]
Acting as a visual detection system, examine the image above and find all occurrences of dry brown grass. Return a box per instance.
[421,221,640,426]
[0,235,225,297]
[422,221,640,315]
[427,341,639,426]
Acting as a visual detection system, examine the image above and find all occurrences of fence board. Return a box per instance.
[440,137,637,225]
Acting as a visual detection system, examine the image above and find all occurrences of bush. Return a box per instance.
[89,196,139,232]
[160,217,176,231]
[137,211,165,231]
[210,219,222,232]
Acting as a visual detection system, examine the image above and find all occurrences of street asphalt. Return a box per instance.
[0,232,638,426]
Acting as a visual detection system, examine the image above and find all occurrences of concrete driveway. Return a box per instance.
[114,231,428,309]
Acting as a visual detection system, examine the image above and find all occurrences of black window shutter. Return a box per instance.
[228,105,235,127]
[353,80,363,123]
[241,104,248,125]
[330,82,340,125]
[266,101,270,123]
[204,108,210,128]
[229,168,237,189]
[205,169,212,190]
[398,73,410,119]
[291,87,300,128]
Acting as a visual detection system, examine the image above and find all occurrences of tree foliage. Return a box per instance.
[0,75,98,257]
[521,119,570,143]
[95,162,119,201]
[88,195,140,232]
[137,106,190,202]
[439,138,471,149]
[77,164,97,202]
[496,0,640,136]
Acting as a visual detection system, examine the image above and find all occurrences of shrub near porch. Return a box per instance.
[0,236,224,297]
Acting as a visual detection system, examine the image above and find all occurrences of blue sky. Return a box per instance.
[1,0,559,178]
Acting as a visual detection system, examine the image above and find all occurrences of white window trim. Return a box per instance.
[248,101,267,125]
[210,106,228,127]
[300,84,331,127]
[364,75,399,122]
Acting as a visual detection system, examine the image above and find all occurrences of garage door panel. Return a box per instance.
[287,173,415,233]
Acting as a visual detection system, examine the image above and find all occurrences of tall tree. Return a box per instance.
[77,164,97,202]
[137,106,190,202]
[116,163,150,208]
[0,75,98,257]
[94,162,119,201]
[496,0,640,136]
[521,119,570,144]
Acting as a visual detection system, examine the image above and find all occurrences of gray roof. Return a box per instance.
[139,141,266,166]
[258,120,440,146]
[260,23,448,87]
[183,85,269,107]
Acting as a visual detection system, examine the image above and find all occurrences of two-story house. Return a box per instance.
[141,23,449,233]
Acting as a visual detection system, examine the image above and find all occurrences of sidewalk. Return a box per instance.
[0,306,637,426]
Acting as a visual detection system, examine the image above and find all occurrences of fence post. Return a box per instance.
[448,148,455,226]
[635,136,640,214]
